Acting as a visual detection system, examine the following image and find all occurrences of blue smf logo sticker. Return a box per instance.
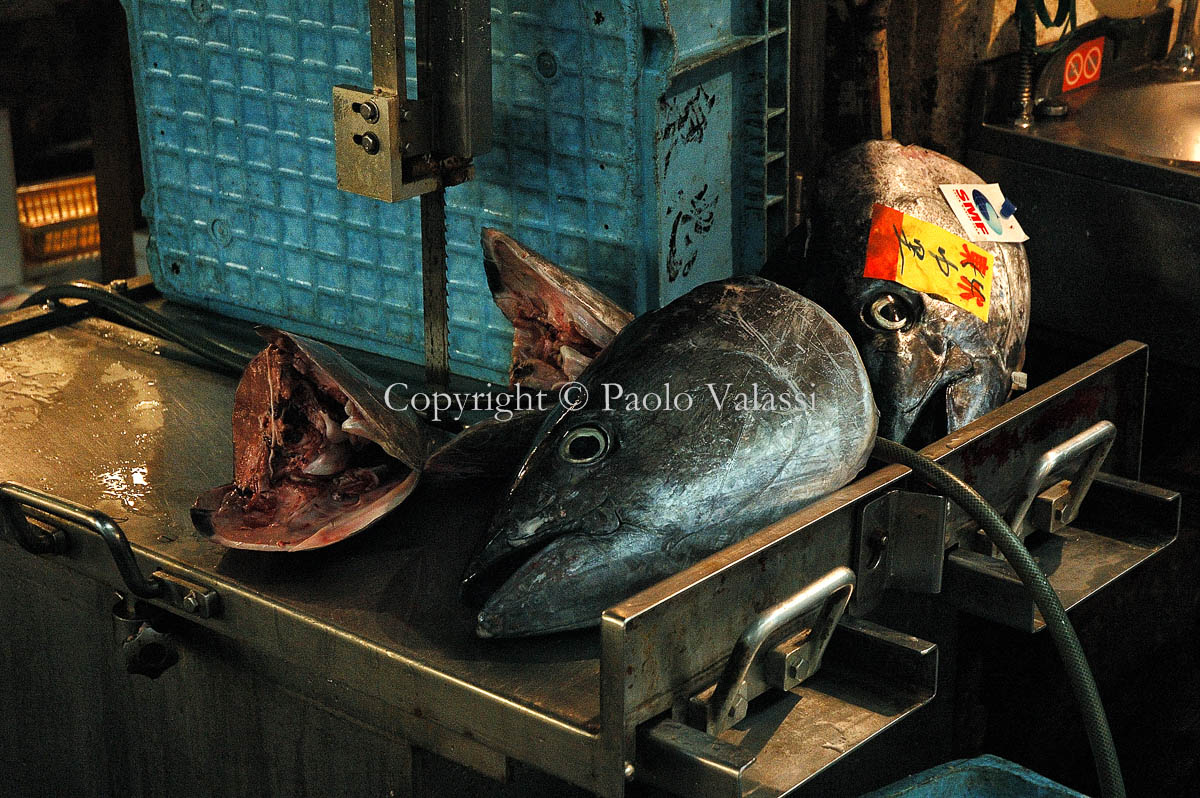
[972,189,1005,236]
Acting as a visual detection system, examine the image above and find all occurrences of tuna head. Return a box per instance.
[192,330,452,551]
[771,140,1030,446]
[462,277,878,637]
[482,228,633,389]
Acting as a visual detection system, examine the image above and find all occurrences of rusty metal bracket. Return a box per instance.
[332,88,440,202]
[944,468,1178,632]
[0,482,220,619]
[638,720,757,798]
[639,618,937,798]
[688,567,854,737]
[852,490,948,615]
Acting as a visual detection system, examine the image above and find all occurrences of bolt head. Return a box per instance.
[728,693,748,720]
[182,591,200,613]
[536,51,558,79]
[360,133,381,155]
[358,100,380,124]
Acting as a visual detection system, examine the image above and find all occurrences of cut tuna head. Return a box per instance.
[191,330,447,551]
[482,228,633,389]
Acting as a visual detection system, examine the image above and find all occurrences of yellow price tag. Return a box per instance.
[863,203,994,322]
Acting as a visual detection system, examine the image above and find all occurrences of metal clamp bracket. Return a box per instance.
[688,567,855,736]
[333,0,491,202]
[0,482,221,619]
[852,490,947,615]
[639,618,938,798]
[1008,420,1117,539]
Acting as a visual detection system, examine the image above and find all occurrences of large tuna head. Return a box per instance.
[462,276,878,637]
[770,140,1030,446]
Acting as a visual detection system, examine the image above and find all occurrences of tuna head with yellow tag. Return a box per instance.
[767,140,1030,446]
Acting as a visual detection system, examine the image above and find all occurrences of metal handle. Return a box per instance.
[1009,421,1117,537]
[696,566,855,736]
[0,481,164,599]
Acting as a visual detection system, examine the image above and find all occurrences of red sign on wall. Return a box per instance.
[1062,37,1105,92]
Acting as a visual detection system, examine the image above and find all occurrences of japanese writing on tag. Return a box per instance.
[864,203,994,322]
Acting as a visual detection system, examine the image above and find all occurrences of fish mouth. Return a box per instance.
[460,515,577,607]
[876,336,977,446]
[887,360,1003,447]
[470,520,659,638]
[883,368,964,446]
[900,388,953,448]
[476,592,589,639]
[481,228,632,389]
[462,498,623,626]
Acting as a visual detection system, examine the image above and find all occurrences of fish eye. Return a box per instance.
[864,293,911,331]
[560,424,610,465]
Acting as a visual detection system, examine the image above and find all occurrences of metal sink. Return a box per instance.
[1066,71,1200,165]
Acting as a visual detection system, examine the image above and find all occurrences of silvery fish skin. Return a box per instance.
[769,140,1031,446]
[463,266,878,637]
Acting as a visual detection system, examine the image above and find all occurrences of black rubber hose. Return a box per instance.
[872,437,1125,798]
[20,283,252,376]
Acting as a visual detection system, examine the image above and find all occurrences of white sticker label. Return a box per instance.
[939,183,1029,243]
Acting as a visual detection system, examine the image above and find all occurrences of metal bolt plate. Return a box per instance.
[332,86,438,203]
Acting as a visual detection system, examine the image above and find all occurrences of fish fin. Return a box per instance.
[481,228,633,390]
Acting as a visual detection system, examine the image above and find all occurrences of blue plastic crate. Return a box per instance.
[121,0,793,381]
[866,755,1089,798]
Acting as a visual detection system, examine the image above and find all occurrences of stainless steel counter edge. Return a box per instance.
[0,534,606,794]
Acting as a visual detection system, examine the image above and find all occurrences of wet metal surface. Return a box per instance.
[1029,68,1200,169]
[0,297,1176,797]
[0,305,605,749]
